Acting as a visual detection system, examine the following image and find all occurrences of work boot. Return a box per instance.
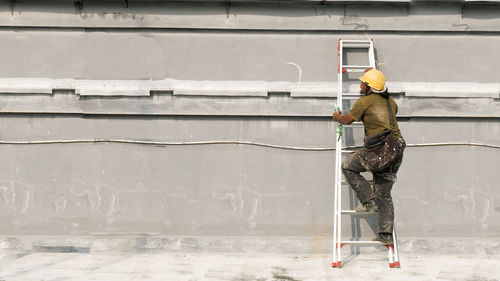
[355,199,378,212]
[373,233,393,245]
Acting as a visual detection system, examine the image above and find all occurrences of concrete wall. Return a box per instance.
[0,1,499,253]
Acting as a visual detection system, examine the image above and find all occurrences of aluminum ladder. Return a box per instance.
[332,38,400,268]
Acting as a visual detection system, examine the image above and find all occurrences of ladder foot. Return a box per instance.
[337,261,342,267]
[389,263,395,268]
[395,261,400,268]
[332,262,337,268]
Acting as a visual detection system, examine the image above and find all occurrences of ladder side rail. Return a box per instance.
[370,38,401,268]
[387,246,395,268]
[332,38,340,267]
[371,37,400,267]
[334,39,344,267]
[393,225,400,267]
[368,39,376,69]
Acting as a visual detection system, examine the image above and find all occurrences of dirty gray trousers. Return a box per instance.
[341,140,405,234]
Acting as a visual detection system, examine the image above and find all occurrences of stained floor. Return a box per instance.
[0,252,498,281]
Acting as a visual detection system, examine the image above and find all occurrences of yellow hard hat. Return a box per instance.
[358,69,386,91]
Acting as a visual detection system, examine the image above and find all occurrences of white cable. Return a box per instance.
[0,139,498,151]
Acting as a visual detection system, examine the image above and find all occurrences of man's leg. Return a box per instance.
[372,152,404,242]
[373,175,394,234]
[342,151,376,205]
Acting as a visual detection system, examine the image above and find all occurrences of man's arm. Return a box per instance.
[333,111,355,125]
[333,98,365,125]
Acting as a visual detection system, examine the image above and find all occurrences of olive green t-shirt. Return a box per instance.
[347,94,403,139]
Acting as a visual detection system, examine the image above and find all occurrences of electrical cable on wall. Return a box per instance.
[0,139,498,151]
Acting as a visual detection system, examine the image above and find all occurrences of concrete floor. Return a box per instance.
[0,252,498,281]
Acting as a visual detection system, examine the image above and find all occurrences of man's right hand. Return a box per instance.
[333,110,342,121]
[333,112,355,125]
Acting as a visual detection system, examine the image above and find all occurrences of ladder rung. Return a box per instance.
[342,66,372,73]
[340,210,378,215]
[342,65,372,69]
[341,40,372,43]
[346,69,367,73]
[342,43,371,48]
[344,124,363,128]
[341,150,357,154]
[341,180,373,185]
[341,40,372,48]
[340,241,383,246]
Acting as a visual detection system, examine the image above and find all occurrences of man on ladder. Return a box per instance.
[333,69,406,245]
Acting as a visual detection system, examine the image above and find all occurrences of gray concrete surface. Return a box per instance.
[0,79,499,117]
[0,251,499,281]
[0,3,500,82]
[0,115,498,245]
[1,1,500,32]
[0,0,499,257]
[1,31,499,83]
[2,236,500,256]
